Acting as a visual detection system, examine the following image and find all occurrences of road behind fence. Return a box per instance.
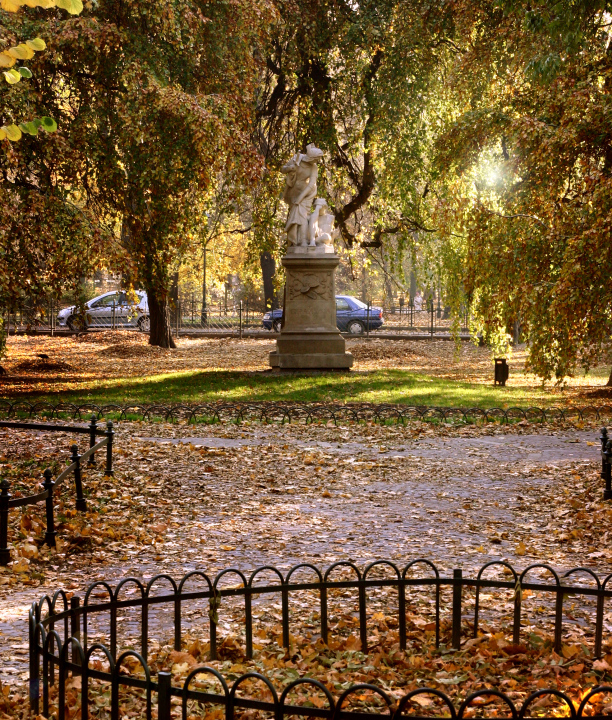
[3,297,471,340]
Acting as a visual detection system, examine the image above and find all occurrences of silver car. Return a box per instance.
[57,291,150,332]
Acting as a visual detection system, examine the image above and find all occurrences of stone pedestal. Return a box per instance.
[269,247,353,370]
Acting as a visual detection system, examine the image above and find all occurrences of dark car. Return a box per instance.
[262,295,384,334]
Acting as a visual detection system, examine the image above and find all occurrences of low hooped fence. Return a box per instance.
[30,560,612,720]
[2,399,612,425]
[0,416,114,565]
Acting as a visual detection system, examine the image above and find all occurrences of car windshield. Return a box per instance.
[91,293,119,307]
[348,297,367,309]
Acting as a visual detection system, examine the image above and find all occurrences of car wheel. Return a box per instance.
[137,316,151,332]
[67,315,86,332]
[347,320,365,335]
[273,319,282,333]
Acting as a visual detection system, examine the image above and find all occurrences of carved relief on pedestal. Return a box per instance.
[287,271,332,301]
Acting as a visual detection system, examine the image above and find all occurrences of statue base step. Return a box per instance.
[269,351,353,370]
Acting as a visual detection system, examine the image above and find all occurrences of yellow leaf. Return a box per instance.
[220,545,235,551]
[562,644,580,659]
[0,0,22,11]
[8,44,35,60]
[3,69,21,84]
[23,0,56,6]
[0,53,16,68]
[0,128,6,141]
[516,541,526,556]
[56,0,82,13]
[26,38,46,51]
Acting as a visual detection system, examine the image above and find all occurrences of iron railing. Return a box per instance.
[0,416,114,564]
[4,296,472,338]
[0,399,610,425]
[29,560,612,719]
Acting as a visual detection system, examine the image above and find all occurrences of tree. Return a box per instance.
[244,0,461,309]
[0,0,101,364]
[2,0,273,347]
[424,0,612,381]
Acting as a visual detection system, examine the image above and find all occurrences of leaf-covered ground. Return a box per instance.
[0,418,611,718]
[1,332,611,406]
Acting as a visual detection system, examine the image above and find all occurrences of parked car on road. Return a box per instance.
[57,291,149,332]
[262,295,383,334]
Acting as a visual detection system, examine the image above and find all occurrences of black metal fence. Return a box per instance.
[0,416,114,564]
[29,560,612,720]
[0,399,610,425]
[4,295,472,338]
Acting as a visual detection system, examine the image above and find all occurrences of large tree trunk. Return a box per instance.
[260,251,277,311]
[169,271,179,324]
[148,291,176,348]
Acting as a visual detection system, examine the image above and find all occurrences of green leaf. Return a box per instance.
[40,116,58,132]
[18,67,33,79]
[56,0,83,14]
[3,68,21,84]
[18,121,39,136]
[4,124,22,141]
[26,38,46,52]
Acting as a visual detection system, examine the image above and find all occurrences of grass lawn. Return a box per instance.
[1,332,607,408]
[3,367,573,408]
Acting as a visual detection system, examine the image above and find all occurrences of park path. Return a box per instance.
[0,426,602,683]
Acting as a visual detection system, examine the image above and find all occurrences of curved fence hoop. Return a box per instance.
[458,689,517,720]
[518,689,576,720]
[334,683,393,720]
[395,688,458,720]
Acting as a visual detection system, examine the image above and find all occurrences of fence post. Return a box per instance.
[157,671,172,720]
[105,421,114,477]
[112,301,116,331]
[604,439,612,501]
[239,300,243,339]
[366,302,370,338]
[0,479,11,565]
[430,292,434,337]
[176,300,180,337]
[29,608,40,713]
[43,469,57,548]
[70,596,81,666]
[600,427,608,477]
[71,445,87,512]
[88,414,97,467]
[451,568,462,649]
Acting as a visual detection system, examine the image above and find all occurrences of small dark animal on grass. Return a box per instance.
[0,365,6,376]
[36,353,50,361]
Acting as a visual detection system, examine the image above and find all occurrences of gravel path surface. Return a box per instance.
[0,425,604,683]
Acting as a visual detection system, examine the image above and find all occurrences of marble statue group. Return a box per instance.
[281,143,337,249]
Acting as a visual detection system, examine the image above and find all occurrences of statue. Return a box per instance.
[308,198,338,247]
[281,143,324,246]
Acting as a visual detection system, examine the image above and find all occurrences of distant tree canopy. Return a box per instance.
[2,0,612,375]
